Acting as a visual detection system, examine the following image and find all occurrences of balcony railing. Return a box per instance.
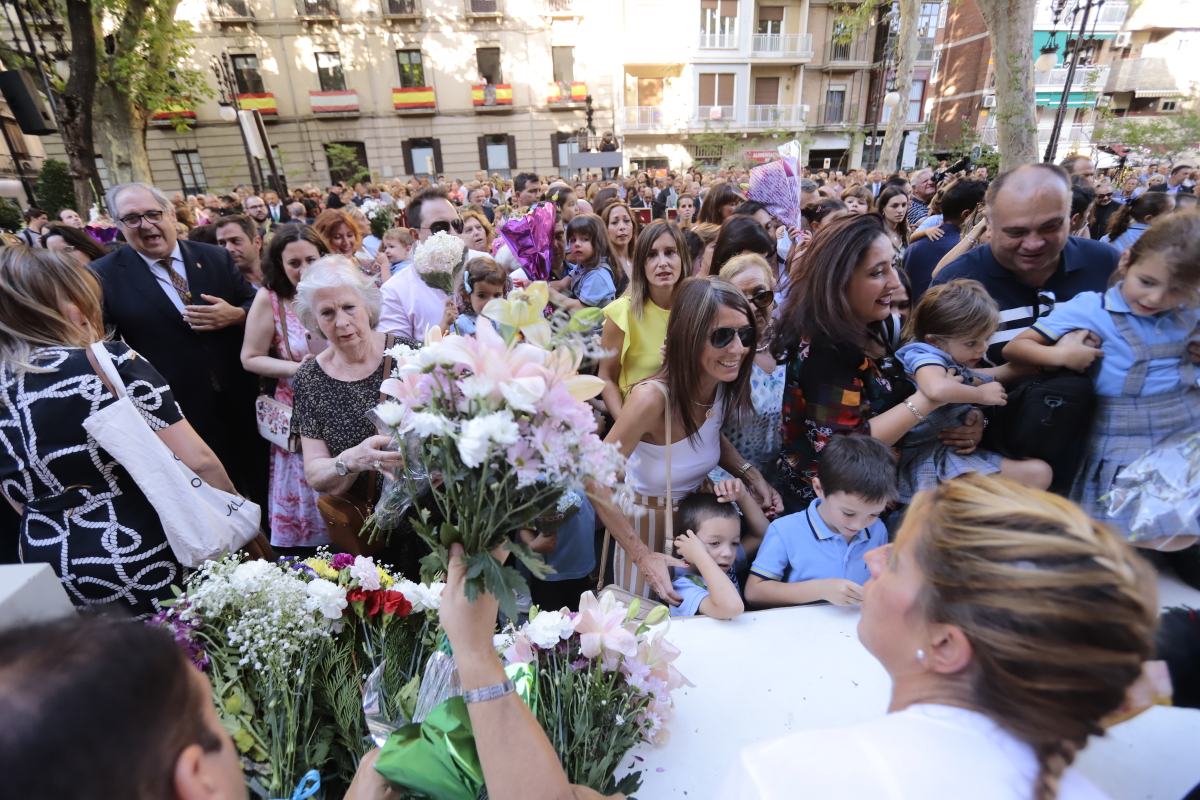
[751,32,814,58]
[1035,65,1109,92]
[393,86,436,112]
[472,83,513,107]
[699,31,738,49]
[296,0,337,17]
[816,103,850,126]
[310,89,359,114]
[1035,0,1126,29]
[623,105,667,131]
[467,0,499,14]
[979,122,1094,147]
[381,0,418,15]
[212,0,253,18]
[546,0,575,13]
[547,81,587,104]
[747,104,806,127]
[695,105,736,124]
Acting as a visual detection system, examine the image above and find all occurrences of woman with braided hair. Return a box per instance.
[722,473,1158,799]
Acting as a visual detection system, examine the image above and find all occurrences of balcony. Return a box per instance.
[466,0,500,17]
[695,105,737,125]
[150,99,197,125]
[392,86,436,113]
[381,0,420,17]
[472,83,513,109]
[211,0,253,21]
[236,92,278,116]
[1035,64,1110,93]
[296,0,338,19]
[547,81,587,106]
[309,89,359,115]
[751,33,814,59]
[747,104,806,128]
[822,38,871,68]
[623,105,670,132]
[546,0,577,15]
[1035,0,1126,31]
[979,122,1094,149]
[699,31,739,49]
[814,103,852,127]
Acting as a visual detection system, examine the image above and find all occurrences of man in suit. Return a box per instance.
[264,190,288,223]
[91,182,266,507]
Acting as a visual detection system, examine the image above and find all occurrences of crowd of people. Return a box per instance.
[1,152,1198,798]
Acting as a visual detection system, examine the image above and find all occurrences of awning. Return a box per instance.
[1133,88,1182,98]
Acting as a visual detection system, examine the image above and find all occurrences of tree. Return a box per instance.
[324,143,371,186]
[879,0,920,171]
[0,198,22,232]
[1094,103,1200,164]
[975,0,1039,170]
[35,158,75,217]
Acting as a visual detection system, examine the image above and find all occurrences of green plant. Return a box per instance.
[325,143,370,186]
[0,198,22,232]
[34,159,76,218]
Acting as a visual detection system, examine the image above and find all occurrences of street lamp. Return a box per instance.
[210,53,262,192]
[1035,38,1060,72]
[1041,0,1104,164]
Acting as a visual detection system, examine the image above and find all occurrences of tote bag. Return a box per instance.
[82,342,261,567]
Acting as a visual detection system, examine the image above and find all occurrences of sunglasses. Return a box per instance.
[427,218,464,235]
[709,325,755,349]
[1096,193,1113,198]
[746,288,774,310]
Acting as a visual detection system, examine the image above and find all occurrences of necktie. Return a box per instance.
[158,257,191,305]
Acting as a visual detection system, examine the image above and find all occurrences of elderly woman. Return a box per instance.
[291,256,424,564]
[0,247,260,617]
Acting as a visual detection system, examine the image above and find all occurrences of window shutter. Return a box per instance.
[759,5,783,22]
[402,140,414,175]
[550,133,560,168]
[478,136,488,169]
[699,74,715,106]
[507,135,518,169]
[717,74,734,105]
[432,139,444,173]
[719,0,737,16]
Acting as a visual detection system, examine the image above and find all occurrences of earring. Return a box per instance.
[915,648,927,664]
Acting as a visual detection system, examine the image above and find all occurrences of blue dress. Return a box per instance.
[894,342,1003,503]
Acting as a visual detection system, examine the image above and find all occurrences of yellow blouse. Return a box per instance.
[604,296,671,397]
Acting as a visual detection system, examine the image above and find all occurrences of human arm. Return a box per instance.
[673,531,743,620]
[713,478,768,556]
[548,285,584,312]
[241,289,304,378]
[439,297,458,334]
[301,434,404,495]
[1190,340,1200,365]
[744,574,863,608]
[518,527,558,556]
[864,389,943,446]
[1004,328,1104,372]
[597,318,626,418]
[718,436,782,517]
[907,224,945,243]
[156,419,237,495]
[183,294,247,332]
[930,218,987,280]
[912,363,1007,406]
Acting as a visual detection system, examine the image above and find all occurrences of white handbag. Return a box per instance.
[82,342,261,567]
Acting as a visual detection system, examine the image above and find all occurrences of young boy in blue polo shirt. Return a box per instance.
[746,435,897,608]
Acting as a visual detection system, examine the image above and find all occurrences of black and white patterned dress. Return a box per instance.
[0,342,184,617]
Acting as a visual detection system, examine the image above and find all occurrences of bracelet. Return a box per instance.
[462,679,515,705]
[736,462,753,476]
[903,400,926,421]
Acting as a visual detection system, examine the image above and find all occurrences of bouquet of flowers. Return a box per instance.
[154,553,444,797]
[493,591,689,795]
[412,230,467,293]
[361,197,395,240]
[371,282,622,619]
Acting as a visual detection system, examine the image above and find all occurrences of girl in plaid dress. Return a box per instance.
[894,280,1052,503]
[1005,211,1200,550]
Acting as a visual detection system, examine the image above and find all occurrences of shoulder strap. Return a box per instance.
[87,342,128,399]
[366,333,398,504]
[648,379,673,545]
[273,292,297,363]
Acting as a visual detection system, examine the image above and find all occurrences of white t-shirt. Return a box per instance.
[720,704,1108,800]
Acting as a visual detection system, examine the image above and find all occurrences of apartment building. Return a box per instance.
[1103,2,1200,123]
[614,0,938,172]
[928,0,1130,162]
[38,0,614,194]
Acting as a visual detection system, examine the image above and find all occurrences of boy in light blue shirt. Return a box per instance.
[746,435,896,608]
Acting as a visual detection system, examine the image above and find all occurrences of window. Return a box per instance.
[700,0,737,34]
[698,73,734,108]
[551,131,579,168]
[478,134,516,179]
[637,77,663,106]
[1161,100,1177,112]
[476,47,503,85]
[315,52,346,92]
[173,150,208,194]
[753,76,779,106]
[908,78,925,122]
[396,50,426,88]
[824,86,846,123]
[230,54,265,94]
[470,0,498,11]
[552,47,575,84]
[830,20,850,60]
[918,2,939,39]
[403,137,442,175]
[757,5,783,35]
[383,0,417,12]
[324,141,369,186]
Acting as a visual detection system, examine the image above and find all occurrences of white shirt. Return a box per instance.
[720,704,1108,800]
[138,243,189,313]
[378,247,488,339]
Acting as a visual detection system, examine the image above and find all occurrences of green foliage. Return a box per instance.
[930,119,1001,174]
[833,0,883,44]
[325,142,371,185]
[0,198,23,232]
[1094,101,1200,163]
[34,159,76,218]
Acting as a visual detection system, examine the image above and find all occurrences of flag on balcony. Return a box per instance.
[472,84,513,106]
[393,87,436,110]
[310,90,359,114]
[237,93,278,115]
[548,81,587,102]
[151,99,196,121]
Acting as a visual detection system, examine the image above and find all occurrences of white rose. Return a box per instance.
[374,401,406,428]
[457,411,519,468]
[409,411,453,439]
[306,579,348,620]
[524,609,575,648]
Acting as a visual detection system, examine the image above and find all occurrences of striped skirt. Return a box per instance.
[1071,387,1200,540]
[610,492,676,599]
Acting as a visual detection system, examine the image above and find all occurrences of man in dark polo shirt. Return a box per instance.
[931,163,1117,365]
[904,178,986,301]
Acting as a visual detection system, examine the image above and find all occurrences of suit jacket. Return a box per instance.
[91,240,258,457]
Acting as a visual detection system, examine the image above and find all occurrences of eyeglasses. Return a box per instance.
[745,288,774,310]
[709,325,755,349]
[426,218,464,235]
[1096,193,1113,198]
[118,209,165,227]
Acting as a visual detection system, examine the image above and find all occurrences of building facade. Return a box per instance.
[613,0,938,172]
[40,0,616,195]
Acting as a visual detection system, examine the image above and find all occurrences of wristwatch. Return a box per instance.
[334,457,350,477]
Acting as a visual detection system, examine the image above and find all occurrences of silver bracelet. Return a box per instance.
[462,679,515,705]
[903,400,925,421]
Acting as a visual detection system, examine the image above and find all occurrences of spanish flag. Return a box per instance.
[237,93,278,115]
[393,86,436,110]
[152,99,196,121]
[472,84,513,106]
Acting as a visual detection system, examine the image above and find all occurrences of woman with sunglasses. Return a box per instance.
[773,214,977,513]
[590,277,783,603]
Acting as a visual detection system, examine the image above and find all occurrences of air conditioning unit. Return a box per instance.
[981,95,996,108]
[1115,31,1131,48]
